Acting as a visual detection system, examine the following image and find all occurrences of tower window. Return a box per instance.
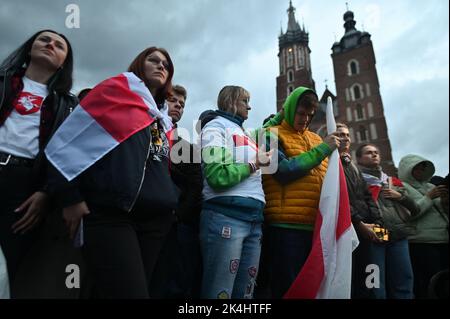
[298,47,305,68]
[347,59,360,76]
[351,84,364,100]
[356,104,364,120]
[359,125,367,142]
[350,62,357,74]
[287,49,294,67]
[354,86,361,99]
[288,70,294,83]
[288,86,294,95]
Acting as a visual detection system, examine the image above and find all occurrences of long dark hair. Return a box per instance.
[0,29,74,94]
[127,47,174,106]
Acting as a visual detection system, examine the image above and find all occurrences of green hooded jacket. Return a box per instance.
[398,154,449,243]
[283,86,317,127]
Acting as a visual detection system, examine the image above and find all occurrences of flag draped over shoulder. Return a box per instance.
[45,72,173,181]
[284,97,359,299]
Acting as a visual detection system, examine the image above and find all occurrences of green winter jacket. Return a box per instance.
[398,154,449,244]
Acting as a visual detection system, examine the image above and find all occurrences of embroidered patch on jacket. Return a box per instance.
[217,291,229,299]
[230,259,240,274]
[221,226,231,239]
[248,266,257,278]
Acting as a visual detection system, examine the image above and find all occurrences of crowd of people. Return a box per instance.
[0,29,448,299]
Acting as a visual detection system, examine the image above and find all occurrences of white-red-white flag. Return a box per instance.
[45,72,173,181]
[284,96,359,299]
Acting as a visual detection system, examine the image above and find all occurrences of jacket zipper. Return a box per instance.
[127,126,152,212]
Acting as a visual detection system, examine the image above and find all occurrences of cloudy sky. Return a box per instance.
[1,0,448,176]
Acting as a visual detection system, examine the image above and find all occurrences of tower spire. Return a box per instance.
[287,0,300,31]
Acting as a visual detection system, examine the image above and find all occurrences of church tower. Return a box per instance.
[276,1,315,111]
[331,8,396,174]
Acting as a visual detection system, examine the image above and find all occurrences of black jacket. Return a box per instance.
[341,155,382,225]
[0,69,78,191]
[170,134,203,223]
[49,123,179,214]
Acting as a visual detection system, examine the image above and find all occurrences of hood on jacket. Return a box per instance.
[283,86,318,128]
[398,154,435,185]
[196,109,245,134]
[196,110,218,134]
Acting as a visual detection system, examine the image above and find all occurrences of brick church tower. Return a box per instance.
[276,1,315,111]
[331,9,396,174]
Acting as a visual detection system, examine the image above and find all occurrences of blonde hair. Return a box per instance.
[217,86,249,115]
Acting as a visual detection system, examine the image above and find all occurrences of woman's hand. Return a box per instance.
[63,201,90,239]
[382,189,402,200]
[256,149,274,169]
[356,222,383,243]
[12,191,49,234]
[427,185,448,200]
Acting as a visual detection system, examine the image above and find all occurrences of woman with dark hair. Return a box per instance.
[46,47,179,298]
[0,29,77,286]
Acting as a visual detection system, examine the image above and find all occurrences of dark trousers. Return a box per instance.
[409,243,449,299]
[83,207,173,298]
[0,164,37,285]
[254,223,272,299]
[149,220,202,299]
[267,226,313,299]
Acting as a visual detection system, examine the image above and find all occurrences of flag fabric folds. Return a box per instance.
[45,72,173,181]
[284,96,359,299]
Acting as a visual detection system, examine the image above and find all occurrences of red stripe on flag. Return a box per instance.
[232,135,258,151]
[283,212,325,299]
[336,161,352,240]
[80,74,154,142]
[392,176,403,187]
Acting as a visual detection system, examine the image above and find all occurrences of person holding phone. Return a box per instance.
[398,155,449,299]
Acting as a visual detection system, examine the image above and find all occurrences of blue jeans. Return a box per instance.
[199,209,262,299]
[353,238,414,299]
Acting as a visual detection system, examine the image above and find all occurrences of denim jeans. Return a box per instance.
[199,209,262,299]
[353,238,414,299]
